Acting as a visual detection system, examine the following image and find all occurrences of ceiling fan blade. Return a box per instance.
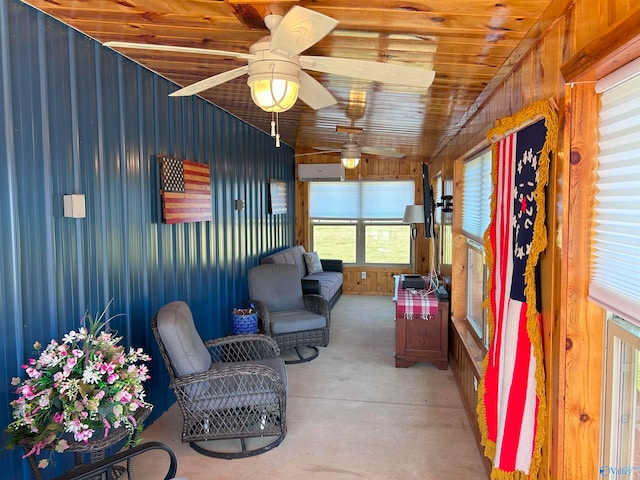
[301,56,435,87]
[103,41,255,61]
[298,71,338,110]
[313,147,342,152]
[294,149,340,157]
[269,6,339,57]
[361,146,406,158]
[169,66,249,97]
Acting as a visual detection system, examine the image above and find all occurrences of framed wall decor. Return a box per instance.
[158,155,212,224]
[268,178,287,215]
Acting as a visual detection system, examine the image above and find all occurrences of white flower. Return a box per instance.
[82,367,101,384]
[61,330,77,344]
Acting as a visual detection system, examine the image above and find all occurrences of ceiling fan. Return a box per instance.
[296,125,406,169]
[103,6,435,114]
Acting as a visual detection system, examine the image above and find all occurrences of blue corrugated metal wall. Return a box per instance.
[0,1,295,477]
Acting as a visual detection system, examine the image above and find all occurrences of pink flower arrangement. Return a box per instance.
[5,302,152,469]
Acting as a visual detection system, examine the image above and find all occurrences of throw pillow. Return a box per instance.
[304,251,323,275]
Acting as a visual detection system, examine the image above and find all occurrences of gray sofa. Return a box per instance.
[260,245,343,308]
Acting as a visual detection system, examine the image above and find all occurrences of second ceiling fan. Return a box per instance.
[296,125,406,169]
[104,6,435,114]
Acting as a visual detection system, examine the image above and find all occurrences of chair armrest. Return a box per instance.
[170,363,286,397]
[301,278,321,295]
[205,334,280,361]
[321,258,343,272]
[249,300,272,336]
[303,294,330,327]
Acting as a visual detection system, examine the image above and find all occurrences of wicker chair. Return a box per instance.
[152,301,287,459]
[248,263,330,363]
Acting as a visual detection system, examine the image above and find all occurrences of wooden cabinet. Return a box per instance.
[395,292,449,369]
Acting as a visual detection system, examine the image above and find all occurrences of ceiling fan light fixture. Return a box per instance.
[249,76,300,113]
[341,140,361,169]
[341,155,360,169]
[248,44,301,113]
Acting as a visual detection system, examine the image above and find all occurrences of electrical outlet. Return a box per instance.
[361,272,366,279]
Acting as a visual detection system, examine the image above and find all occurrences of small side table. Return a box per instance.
[394,277,449,369]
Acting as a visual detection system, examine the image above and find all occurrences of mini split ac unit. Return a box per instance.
[297,163,345,182]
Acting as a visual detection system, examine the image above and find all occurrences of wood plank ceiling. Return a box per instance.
[20,0,558,162]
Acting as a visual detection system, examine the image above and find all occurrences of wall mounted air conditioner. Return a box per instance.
[297,163,345,182]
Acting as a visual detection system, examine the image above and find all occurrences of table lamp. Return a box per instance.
[403,205,425,273]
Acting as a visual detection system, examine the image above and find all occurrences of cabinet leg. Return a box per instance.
[395,357,415,368]
[434,360,448,370]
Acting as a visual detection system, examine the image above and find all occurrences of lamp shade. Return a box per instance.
[403,205,425,224]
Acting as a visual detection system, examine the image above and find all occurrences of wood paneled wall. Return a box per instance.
[295,154,427,295]
[292,2,640,477]
[429,1,640,479]
[449,317,492,474]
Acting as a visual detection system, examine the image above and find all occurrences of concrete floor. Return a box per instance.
[134,295,489,480]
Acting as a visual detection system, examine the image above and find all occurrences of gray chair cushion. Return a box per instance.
[260,245,308,279]
[156,300,211,377]
[269,309,327,334]
[248,264,305,311]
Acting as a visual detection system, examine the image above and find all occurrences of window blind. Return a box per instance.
[589,65,640,325]
[462,150,492,243]
[309,181,415,219]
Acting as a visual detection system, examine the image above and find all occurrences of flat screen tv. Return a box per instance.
[421,163,434,238]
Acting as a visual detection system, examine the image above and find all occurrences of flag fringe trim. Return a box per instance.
[478,98,558,480]
[490,466,533,480]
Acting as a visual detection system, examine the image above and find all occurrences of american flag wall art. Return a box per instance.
[159,155,212,224]
[477,99,558,480]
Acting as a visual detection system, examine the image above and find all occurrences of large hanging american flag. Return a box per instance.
[159,155,212,224]
[478,100,557,480]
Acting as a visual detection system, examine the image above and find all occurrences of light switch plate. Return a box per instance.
[63,194,86,218]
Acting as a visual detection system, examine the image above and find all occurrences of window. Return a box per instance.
[594,59,640,472]
[601,313,640,475]
[433,173,443,270]
[433,173,443,226]
[462,150,492,243]
[461,149,492,347]
[467,239,489,347]
[309,181,415,266]
[590,61,640,326]
[441,177,453,266]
